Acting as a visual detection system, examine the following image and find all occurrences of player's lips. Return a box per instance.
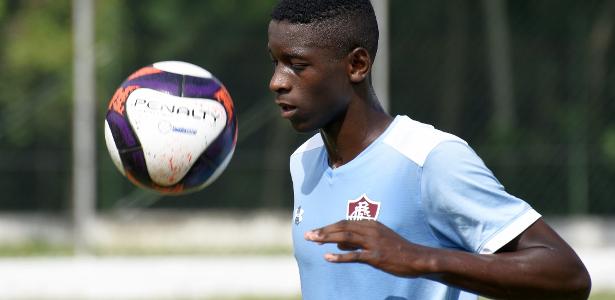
[276,100,298,119]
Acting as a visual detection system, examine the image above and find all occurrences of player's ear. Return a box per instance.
[347,47,371,83]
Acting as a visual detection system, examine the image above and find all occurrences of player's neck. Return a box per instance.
[320,97,392,169]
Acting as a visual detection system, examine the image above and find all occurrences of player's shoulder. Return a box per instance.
[383,115,468,167]
[291,132,324,159]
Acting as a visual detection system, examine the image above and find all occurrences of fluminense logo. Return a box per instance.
[347,194,381,221]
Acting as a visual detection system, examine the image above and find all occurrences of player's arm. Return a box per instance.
[305,218,591,299]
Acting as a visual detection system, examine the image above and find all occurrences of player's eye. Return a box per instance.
[290,63,308,72]
[268,51,278,67]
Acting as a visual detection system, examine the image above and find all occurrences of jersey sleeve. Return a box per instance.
[420,141,540,254]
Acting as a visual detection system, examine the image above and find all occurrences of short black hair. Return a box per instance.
[271,0,379,60]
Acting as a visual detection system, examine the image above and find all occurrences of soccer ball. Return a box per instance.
[104,61,237,195]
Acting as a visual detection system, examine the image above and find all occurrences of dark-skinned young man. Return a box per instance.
[267,0,591,299]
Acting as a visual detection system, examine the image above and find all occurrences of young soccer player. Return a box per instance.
[267,0,591,299]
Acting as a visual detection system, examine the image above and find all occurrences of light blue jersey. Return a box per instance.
[289,115,540,300]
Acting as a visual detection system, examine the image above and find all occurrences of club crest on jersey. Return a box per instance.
[346,194,380,221]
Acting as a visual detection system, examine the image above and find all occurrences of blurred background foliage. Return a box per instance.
[0,0,613,215]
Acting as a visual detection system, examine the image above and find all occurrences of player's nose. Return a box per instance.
[269,67,291,94]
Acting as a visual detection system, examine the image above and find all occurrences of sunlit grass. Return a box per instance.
[0,241,72,256]
[0,242,292,257]
[589,293,615,300]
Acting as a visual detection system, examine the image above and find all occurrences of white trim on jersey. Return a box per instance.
[478,208,542,254]
[383,116,467,167]
[291,133,323,157]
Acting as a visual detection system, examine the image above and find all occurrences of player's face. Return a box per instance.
[268,20,353,132]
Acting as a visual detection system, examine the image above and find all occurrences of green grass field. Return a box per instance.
[590,293,615,300]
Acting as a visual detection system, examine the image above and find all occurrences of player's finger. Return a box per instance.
[337,242,361,251]
[305,230,366,246]
[324,250,369,263]
[306,219,376,238]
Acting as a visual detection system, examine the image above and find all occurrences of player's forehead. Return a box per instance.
[268,20,342,62]
[268,21,324,52]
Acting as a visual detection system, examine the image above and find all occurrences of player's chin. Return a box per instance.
[288,117,319,133]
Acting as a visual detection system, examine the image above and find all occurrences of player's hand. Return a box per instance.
[304,220,433,277]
